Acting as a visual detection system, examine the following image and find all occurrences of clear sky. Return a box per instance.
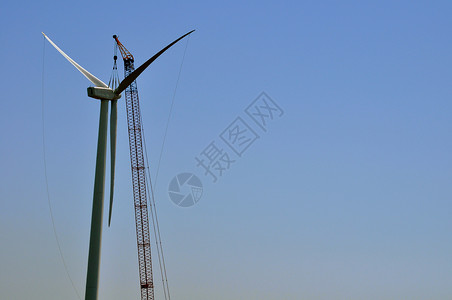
[1,1,451,299]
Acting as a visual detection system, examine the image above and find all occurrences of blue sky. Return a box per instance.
[1,1,451,299]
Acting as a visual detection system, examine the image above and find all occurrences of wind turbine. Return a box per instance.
[42,30,194,300]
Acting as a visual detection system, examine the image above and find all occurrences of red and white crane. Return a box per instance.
[113,31,194,300]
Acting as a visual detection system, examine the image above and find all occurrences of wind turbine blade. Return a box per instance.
[108,99,118,227]
[114,30,195,95]
[42,32,109,88]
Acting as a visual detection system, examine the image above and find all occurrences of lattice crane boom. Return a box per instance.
[114,35,154,300]
[113,31,194,300]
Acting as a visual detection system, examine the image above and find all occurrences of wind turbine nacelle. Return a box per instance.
[87,87,121,100]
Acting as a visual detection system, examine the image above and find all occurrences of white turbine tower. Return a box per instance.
[42,30,194,300]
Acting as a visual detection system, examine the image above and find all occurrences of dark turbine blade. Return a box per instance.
[114,30,195,95]
[108,99,118,226]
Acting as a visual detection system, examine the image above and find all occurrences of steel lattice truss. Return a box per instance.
[124,59,154,300]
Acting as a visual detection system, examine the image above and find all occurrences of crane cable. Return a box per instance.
[153,34,191,187]
[108,42,120,89]
[140,34,192,300]
[41,35,82,300]
[142,136,169,300]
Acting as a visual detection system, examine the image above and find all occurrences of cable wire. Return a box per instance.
[153,34,191,187]
[41,35,82,300]
[142,123,170,300]
[140,35,192,300]
[143,143,168,300]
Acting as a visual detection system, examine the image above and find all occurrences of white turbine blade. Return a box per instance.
[42,32,108,88]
